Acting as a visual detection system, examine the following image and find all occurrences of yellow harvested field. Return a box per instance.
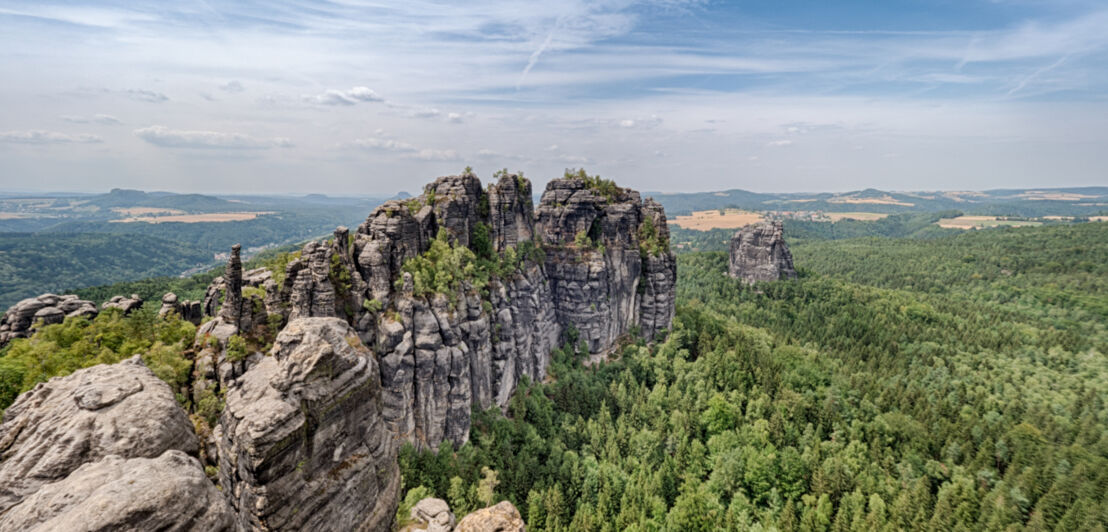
[781,198,818,203]
[828,195,914,206]
[936,216,1042,229]
[671,209,764,230]
[0,212,30,219]
[1017,191,1097,201]
[1091,216,1108,222]
[826,212,890,222]
[111,207,185,216]
[111,212,274,223]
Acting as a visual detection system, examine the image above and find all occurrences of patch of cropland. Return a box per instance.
[0,233,211,307]
[653,186,1108,217]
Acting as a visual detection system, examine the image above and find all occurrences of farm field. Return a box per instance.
[670,209,764,230]
[936,215,1043,229]
[109,212,275,223]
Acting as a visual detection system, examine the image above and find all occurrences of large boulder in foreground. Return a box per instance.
[455,501,526,532]
[0,451,238,532]
[728,221,797,284]
[217,317,399,531]
[0,356,198,513]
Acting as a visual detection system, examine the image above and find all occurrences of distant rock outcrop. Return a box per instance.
[102,293,144,314]
[159,292,203,324]
[728,221,797,284]
[0,356,233,531]
[216,318,399,531]
[0,294,97,346]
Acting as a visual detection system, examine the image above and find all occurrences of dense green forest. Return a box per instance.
[398,223,1108,530]
[0,233,212,307]
[2,221,1105,530]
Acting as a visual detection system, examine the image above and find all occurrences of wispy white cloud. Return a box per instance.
[124,89,168,103]
[0,130,103,144]
[61,114,122,125]
[220,81,244,93]
[305,87,383,106]
[134,125,291,149]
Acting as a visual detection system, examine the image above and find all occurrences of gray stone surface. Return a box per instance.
[455,501,526,532]
[410,497,456,532]
[217,317,399,531]
[728,221,797,284]
[0,294,98,346]
[0,356,198,514]
[0,451,238,532]
[102,293,144,314]
[159,292,203,324]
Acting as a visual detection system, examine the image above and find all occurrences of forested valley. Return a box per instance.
[396,222,1108,531]
[1,222,1105,530]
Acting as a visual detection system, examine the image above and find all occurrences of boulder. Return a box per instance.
[455,501,526,532]
[102,293,144,314]
[217,317,399,531]
[0,356,198,513]
[728,221,797,284]
[0,294,98,346]
[410,497,456,532]
[159,292,202,324]
[0,451,238,532]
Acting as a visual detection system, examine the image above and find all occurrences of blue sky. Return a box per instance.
[0,0,1105,194]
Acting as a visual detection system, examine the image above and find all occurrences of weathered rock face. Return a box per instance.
[728,221,797,284]
[536,177,676,352]
[102,293,144,314]
[159,292,203,324]
[455,501,526,532]
[0,451,238,532]
[209,173,674,452]
[0,356,205,515]
[487,174,535,252]
[0,294,98,346]
[409,497,456,532]
[216,318,399,532]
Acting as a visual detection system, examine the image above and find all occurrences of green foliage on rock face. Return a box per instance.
[564,168,623,203]
[398,223,1108,531]
[401,229,486,300]
[225,334,248,362]
[0,308,196,412]
[638,216,669,257]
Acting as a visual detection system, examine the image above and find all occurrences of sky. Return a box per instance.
[0,0,1106,195]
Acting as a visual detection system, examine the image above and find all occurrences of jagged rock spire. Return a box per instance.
[218,244,243,324]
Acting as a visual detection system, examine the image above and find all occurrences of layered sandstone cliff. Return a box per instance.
[728,220,797,284]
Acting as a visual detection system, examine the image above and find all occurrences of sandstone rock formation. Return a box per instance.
[0,451,238,532]
[0,294,97,346]
[0,356,234,531]
[216,317,399,531]
[455,501,526,532]
[0,356,198,512]
[160,292,203,324]
[728,221,797,284]
[409,497,456,532]
[102,293,144,314]
[536,177,676,352]
[197,172,675,451]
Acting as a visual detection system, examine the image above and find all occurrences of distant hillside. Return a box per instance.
[652,186,1108,217]
[0,233,213,307]
[86,188,239,213]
